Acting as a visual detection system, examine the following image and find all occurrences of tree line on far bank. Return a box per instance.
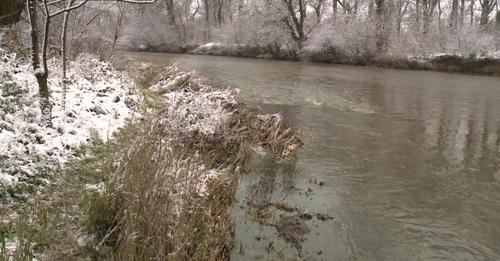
[125,0,499,57]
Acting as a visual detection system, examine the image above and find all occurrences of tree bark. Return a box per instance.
[61,0,75,111]
[479,0,496,26]
[203,0,210,41]
[281,0,307,44]
[165,0,186,45]
[333,0,338,25]
[416,0,421,32]
[27,0,52,126]
[422,0,433,35]
[470,0,474,25]
[375,0,388,52]
[459,0,465,26]
[496,12,500,50]
[450,0,459,27]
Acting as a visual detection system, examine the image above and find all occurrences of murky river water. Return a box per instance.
[125,52,500,260]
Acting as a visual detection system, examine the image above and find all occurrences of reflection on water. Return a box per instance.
[125,52,500,260]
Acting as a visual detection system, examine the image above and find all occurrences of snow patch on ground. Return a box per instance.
[191,42,224,55]
[409,51,500,60]
[0,50,140,190]
[200,42,222,49]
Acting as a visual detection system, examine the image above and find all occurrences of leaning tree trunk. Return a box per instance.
[27,0,52,126]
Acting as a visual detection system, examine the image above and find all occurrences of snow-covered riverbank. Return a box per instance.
[0,51,142,199]
[0,50,300,260]
[137,42,500,76]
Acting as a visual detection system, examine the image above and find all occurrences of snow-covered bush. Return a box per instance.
[162,87,236,136]
[306,18,376,57]
[0,53,28,119]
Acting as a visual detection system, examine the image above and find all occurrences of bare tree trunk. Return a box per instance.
[422,0,438,35]
[416,0,421,33]
[450,0,459,27]
[423,0,430,34]
[395,0,409,36]
[470,0,474,25]
[165,0,187,45]
[333,0,338,25]
[375,0,388,52]
[368,0,374,17]
[479,0,496,26]
[438,0,446,50]
[216,0,224,26]
[61,0,75,111]
[311,0,325,24]
[27,0,52,126]
[203,0,210,41]
[108,2,127,60]
[496,11,500,50]
[281,0,307,45]
[460,0,465,26]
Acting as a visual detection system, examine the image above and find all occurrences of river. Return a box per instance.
[124,52,500,260]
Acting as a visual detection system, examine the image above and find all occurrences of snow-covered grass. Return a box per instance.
[161,85,236,136]
[0,50,140,200]
[0,53,301,260]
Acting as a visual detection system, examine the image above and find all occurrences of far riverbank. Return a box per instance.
[131,43,500,77]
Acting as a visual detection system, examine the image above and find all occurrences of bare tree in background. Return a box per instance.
[496,11,500,49]
[375,0,388,52]
[479,0,497,26]
[108,1,128,59]
[25,0,156,125]
[309,0,326,24]
[395,0,410,35]
[332,0,338,25]
[271,0,308,45]
[450,0,459,27]
[165,0,187,45]
[27,0,53,126]
[97,0,500,61]
[61,0,75,110]
[422,0,439,35]
[202,0,210,40]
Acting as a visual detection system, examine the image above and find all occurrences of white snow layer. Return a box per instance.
[162,86,236,136]
[0,51,140,186]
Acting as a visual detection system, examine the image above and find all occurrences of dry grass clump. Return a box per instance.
[82,65,301,260]
[83,117,237,260]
